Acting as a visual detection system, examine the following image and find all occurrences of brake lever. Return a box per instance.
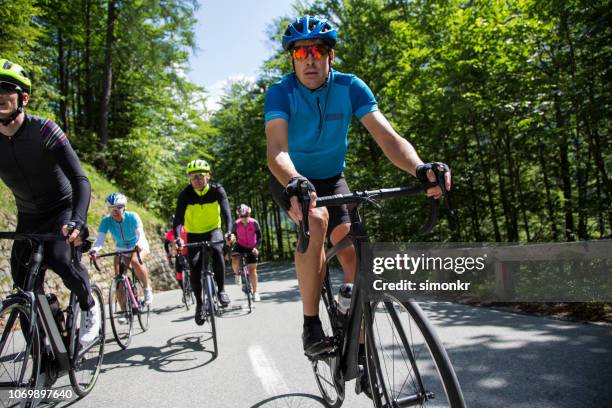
[420,184,440,235]
[297,180,311,254]
[420,162,458,234]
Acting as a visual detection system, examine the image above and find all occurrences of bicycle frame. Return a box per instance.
[93,249,142,310]
[0,236,90,376]
[117,256,140,310]
[180,240,225,298]
[323,208,371,381]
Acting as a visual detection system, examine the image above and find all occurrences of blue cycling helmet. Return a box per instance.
[282,16,337,51]
[105,192,127,207]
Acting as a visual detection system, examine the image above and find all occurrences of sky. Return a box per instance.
[188,0,296,111]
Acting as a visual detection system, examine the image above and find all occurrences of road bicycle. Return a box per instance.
[0,230,105,407]
[236,252,253,313]
[90,248,150,350]
[297,163,466,407]
[177,240,225,357]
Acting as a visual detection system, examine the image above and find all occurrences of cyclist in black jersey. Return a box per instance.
[0,58,100,346]
[172,159,235,325]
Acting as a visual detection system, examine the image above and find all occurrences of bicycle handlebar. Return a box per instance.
[179,240,226,249]
[0,223,87,242]
[296,164,458,253]
[90,247,143,271]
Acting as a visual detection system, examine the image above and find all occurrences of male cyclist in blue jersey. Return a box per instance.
[0,58,100,346]
[89,192,153,304]
[265,16,452,369]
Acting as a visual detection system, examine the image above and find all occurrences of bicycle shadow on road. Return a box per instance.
[249,392,326,407]
[100,331,217,374]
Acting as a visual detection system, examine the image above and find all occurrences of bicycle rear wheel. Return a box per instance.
[365,294,465,407]
[311,277,344,408]
[243,268,252,313]
[108,277,133,349]
[0,300,41,407]
[69,284,106,397]
[133,275,150,332]
[204,274,218,357]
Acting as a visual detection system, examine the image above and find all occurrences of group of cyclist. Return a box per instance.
[0,14,450,392]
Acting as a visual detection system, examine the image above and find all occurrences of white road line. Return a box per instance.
[249,344,290,396]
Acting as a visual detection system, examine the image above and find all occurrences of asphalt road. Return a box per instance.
[39,262,611,407]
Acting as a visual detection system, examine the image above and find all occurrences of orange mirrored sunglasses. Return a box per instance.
[291,44,330,61]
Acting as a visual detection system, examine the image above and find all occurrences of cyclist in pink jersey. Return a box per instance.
[230,204,262,301]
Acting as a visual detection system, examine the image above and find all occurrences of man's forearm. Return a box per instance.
[267,149,299,186]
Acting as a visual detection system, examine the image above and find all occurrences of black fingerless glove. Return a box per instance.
[284,176,316,199]
[415,162,450,184]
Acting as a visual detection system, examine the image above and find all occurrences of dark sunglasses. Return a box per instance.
[0,82,19,94]
[189,173,209,181]
[291,44,330,61]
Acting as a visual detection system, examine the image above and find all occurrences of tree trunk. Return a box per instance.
[475,124,501,241]
[461,132,482,241]
[83,0,94,131]
[555,95,574,241]
[537,140,559,240]
[99,0,117,147]
[490,126,513,241]
[57,28,69,132]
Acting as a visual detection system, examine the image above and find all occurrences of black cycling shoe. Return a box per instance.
[302,324,334,359]
[195,303,205,326]
[218,291,230,307]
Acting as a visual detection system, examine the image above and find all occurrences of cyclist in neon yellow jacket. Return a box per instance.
[173,159,234,326]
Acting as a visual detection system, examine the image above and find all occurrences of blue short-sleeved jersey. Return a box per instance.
[98,211,143,249]
[264,69,378,179]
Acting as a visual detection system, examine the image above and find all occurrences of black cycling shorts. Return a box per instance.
[269,172,351,237]
[232,243,258,264]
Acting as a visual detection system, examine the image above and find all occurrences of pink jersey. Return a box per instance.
[234,218,258,249]
[165,226,187,255]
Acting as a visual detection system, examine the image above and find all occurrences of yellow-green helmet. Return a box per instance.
[0,59,31,94]
[186,159,210,174]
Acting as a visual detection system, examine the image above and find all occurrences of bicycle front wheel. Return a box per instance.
[182,267,194,310]
[312,282,344,408]
[0,299,41,407]
[243,268,252,313]
[108,277,133,349]
[204,274,218,357]
[365,294,465,408]
[133,275,150,332]
[69,283,106,397]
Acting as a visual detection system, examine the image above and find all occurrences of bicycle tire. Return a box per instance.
[69,283,106,397]
[243,267,252,313]
[108,277,133,349]
[204,274,218,357]
[0,300,41,407]
[364,294,465,407]
[133,275,150,332]
[312,279,345,408]
[182,266,194,310]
